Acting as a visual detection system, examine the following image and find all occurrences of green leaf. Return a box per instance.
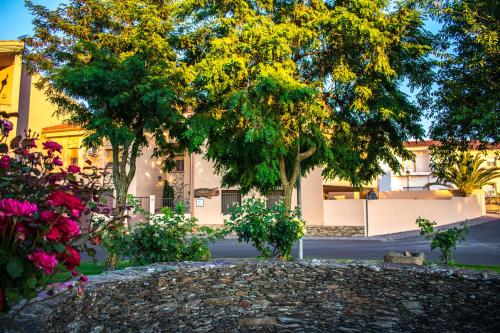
[53,243,66,253]
[7,257,24,279]
[5,286,21,307]
[26,276,37,289]
[9,135,22,149]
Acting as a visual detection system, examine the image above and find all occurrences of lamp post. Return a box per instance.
[405,170,410,191]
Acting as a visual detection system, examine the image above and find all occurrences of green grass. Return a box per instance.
[52,260,133,282]
[449,263,500,273]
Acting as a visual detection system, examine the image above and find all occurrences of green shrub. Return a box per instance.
[225,198,304,260]
[416,217,469,265]
[127,203,212,265]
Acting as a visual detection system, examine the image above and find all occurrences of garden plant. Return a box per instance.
[416,217,469,265]
[225,198,304,260]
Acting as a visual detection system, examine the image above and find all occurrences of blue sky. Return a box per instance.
[0,1,62,40]
[1,0,436,133]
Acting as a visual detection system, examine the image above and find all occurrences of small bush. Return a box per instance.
[127,203,212,265]
[225,198,304,260]
[416,217,469,265]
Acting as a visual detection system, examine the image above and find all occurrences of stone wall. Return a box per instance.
[195,225,366,237]
[3,260,500,332]
[305,226,365,237]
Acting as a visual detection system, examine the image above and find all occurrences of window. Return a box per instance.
[221,190,241,214]
[487,158,497,167]
[266,190,284,209]
[68,148,78,166]
[174,158,184,172]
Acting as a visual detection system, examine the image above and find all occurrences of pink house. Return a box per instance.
[41,122,494,237]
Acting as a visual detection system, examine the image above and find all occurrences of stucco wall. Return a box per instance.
[130,142,164,199]
[366,192,485,236]
[191,156,324,226]
[323,199,364,227]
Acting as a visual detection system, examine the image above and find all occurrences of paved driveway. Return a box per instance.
[209,216,500,265]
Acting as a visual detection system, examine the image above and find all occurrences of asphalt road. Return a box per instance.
[209,217,500,265]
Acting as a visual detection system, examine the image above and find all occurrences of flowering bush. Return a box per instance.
[126,201,215,265]
[0,117,108,313]
[225,198,304,260]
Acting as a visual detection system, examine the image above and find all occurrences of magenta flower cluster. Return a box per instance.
[0,129,98,313]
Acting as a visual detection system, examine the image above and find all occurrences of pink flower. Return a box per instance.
[0,198,38,217]
[47,191,84,218]
[16,223,29,241]
[71,270,78,277]
[0,155,10,170]
[52,156,63,166]
[40,210,58,223]
[42,141,62,154]
[45,216,80,242]
[46,226,63,242]
[28,250,57,275]
[79,275,88,283]
[0,119,13,136]
[61,246,80,270]
[67,165,80,173]
[59,217,80,240]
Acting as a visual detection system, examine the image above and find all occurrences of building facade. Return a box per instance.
[0,40,62,140]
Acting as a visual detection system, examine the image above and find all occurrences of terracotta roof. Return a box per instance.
[403,140,499,150]
[403,140,441,148]
[41,123,82,134]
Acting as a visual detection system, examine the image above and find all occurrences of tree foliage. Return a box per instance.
[23,0,189,222]
[428,150,500,196]
[179,0,432,209]
[428,0,499,146]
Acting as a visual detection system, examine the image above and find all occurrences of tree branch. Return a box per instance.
[299,146,317,161]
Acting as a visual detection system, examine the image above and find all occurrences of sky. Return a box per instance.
[0,0,436,133]
[0,0,63,40]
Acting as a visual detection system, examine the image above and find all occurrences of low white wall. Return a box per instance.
[366,193,485,236]
[323,200,365,227]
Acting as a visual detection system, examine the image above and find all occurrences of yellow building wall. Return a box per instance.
[0,41,24,142]
[1,40,63,141]
[26,75,63,136]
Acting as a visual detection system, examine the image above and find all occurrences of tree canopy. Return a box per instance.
[23,0,190,219]
[179,0,433,208]
[429,0,499,147]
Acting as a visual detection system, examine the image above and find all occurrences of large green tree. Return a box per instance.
[179,0,432,210]
[23,0,189,222]
[429,0,499,146]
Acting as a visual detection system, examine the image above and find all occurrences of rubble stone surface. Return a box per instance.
[2,259,499,332]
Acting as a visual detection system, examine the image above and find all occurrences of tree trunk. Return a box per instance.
[104,253,119,271]
[278,146,316,213]
[110,138,140,230]
[283,184,293,212]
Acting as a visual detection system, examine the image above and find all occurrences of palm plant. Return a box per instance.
[428,152,500,196]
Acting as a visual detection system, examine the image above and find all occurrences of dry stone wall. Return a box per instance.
[3,260,500,333]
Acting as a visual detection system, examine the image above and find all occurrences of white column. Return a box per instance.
[149,195,156,215]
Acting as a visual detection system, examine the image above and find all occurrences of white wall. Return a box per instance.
[366,193,485,236]
[323,200,365,227]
